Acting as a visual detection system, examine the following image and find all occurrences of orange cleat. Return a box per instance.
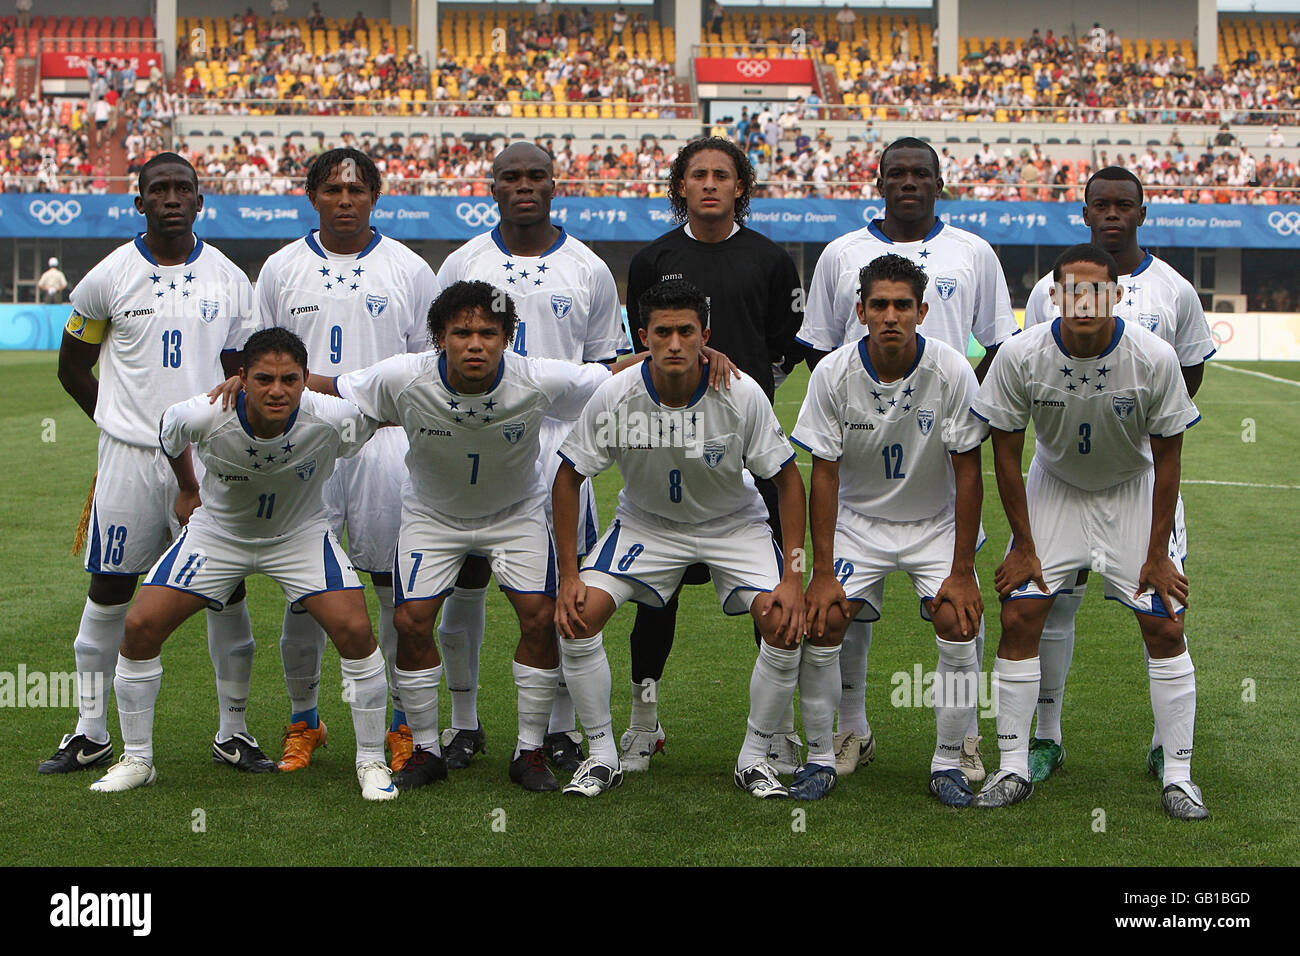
[387,724,413,772]
[278,719,328,772]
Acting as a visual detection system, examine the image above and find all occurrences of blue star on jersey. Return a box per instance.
[502,259,550,287]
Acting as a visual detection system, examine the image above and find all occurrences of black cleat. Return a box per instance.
[440,725,486,770]
[38,733,113,774]
[510,747,560,791]
[392,746,448,792]
[543,730,586,772]
[212,732,277,773]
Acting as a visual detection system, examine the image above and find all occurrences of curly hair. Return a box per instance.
[857,253,929,306]
[667,136,754,225]
[427,280,519,349]
[305,147,382,196]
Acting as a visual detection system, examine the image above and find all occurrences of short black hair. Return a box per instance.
[1084,166,1144,205]
[637,279,710,330]
[427,280,518,348]
[858,253,928,306]
[243,327,308,374]
[306,147,382,196]
[1052,243,1119,283]
[667,136,754,225]
[138,152,198,194]
[878,137,941,178]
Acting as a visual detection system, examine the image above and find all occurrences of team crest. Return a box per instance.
[1138,313,1159,332]
[1112,396,1137,422]
[295,459,317,480]
[916,409,935,435]
[550,294,573,319]
[502,422,525,444]
[935,277,957,301]
[199,299,220,323]
[703,442,727,468]
[365,294,388,318]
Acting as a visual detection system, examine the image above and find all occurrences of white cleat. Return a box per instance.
[734,760,790,798]
[357,760,399,801]
[563,757,624,797]
[833,728,877,776]
[89,754,157,793]
[960,735,986,784]
[766,732,803,775]
[619,723,666,772]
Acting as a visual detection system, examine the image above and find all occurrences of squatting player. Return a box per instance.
[553,280,808,799]
[89,328,399,801]
[1021,167,1215,784]
[793,255,988,807]
[970,244,1207,821]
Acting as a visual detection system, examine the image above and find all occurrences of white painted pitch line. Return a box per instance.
[1212,363,1300,387]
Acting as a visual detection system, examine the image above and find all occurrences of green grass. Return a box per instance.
[2,351,1297,866]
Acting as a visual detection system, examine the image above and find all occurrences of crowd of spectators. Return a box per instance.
[0,96,105,193]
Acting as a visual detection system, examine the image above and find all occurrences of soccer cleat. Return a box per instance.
[38,733,113,774]
[543,730,586,772]
[510,747,560,792]
[619,723,666,772]
[960,735,986,784]
[1161,781,1209,821]
[789,763,837,801]
[89,754,157,793]
[440,724,486,770]
[357,760,399,801]
[387,724,413,773]
[1147,745,1165,782]
[929,769,975,808]
[278,718,328,772]
[766,732,803,775]
[1027,737,1066,783]
[391,746,447,792]
[734,760,790,799]
[972,769,1034,808]
[212,732,277,773]
[832,729,876,776]
[562,757,623,797]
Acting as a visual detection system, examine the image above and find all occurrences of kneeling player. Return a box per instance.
[554,280,807,799]
[970,244,1207,820]
[90,328,399,801]
[795,254,988,807]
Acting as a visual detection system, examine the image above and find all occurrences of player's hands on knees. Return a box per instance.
[208,374,242,410]
[555,574,588,640]
[1137,556,1189,621]
[804,570,851,641]
[700,346,740,390]
[761,578,805,647]
[174,488,201,527]
[995,546,1047,599]
[933,571,983,638]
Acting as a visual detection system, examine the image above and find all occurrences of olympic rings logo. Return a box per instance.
[456,202,500,228]
[861,205,884,222]
[734,60,772,79]
[29,199,82,225]
[1267,211,1300,235]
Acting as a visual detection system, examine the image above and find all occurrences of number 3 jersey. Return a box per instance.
[158,390,377,542]
[337,352,610,520]
[791,335,988,522]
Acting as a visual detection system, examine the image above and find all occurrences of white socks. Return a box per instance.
[934,637,979,772]
[547,645,584,735]
[964,615,986,738]
[281,604,325,717]
[799,644,841,768]
[1034,585,1084,745]
[374,584,402,714]
[739,642,800,766]
[836,620,872,736]
[438,585,487,730]
[1148,650,1196,786]
[629,677,659,731]
[560,635,615,763]
[515,661,560,756]
[114,654,162,762]
[73,599,129,742]
[206,600,254,740]
[340,648,388,766]
[394,663,442,753]
[991,656,1040,781]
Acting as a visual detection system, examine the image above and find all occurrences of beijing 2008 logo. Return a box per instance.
[456,202,500,228]
[1267,211,1300,236]
[29,199,82,225]
[735,60,772,78]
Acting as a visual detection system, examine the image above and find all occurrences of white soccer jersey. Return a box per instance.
[792,335,987,521]
[337,352,609,519]
[158,390,377,542]
[971,319,1200,492]
[253,229,436,373]
[68,235,253,447]
[435,227,629,363]
[560,364,795,533]
[1023,253,1215,367]
[797,220,1017,355]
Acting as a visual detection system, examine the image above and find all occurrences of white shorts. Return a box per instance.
[580,511,781,615]
[1007,461,1186,616]
[323,425,406,573]
[1172,491,1187,562]
[393,497,556,604]
[142,518,361,609]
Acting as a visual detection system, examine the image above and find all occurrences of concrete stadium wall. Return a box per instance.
[957,0,1199,42]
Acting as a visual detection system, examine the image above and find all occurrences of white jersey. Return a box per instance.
[971,319,1200,492]
[435,226,629,363]
[1024,252,1215,367]
[797,219,1017,355]
[559,364,795,534]
[253,229,436,373]
[68,235,253,447]
[158,390,376,542]
[338,352,609,519]
[792,335,987,521]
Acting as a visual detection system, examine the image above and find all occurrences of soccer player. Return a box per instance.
[618,135,804,775]
[431,142,628,775]
[970,244,1207,821]
[89,328,398,800]
[553,280,808,799]
[795,136,1018,783]
[250,148,437,773]
[794,255,988,807]
[1021,167,1215,784]
[47,152,267,777]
